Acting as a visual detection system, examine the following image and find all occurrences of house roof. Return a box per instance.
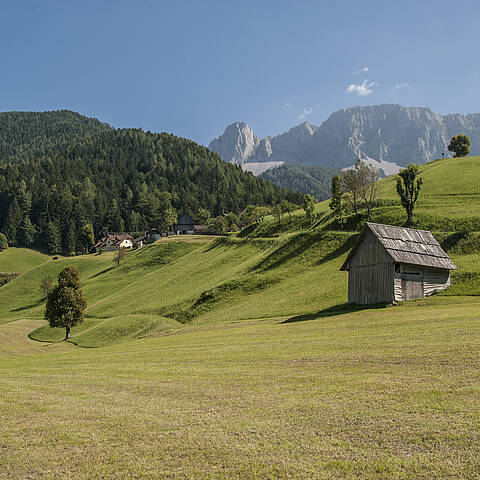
[176,212,195,225]
[94,233,134,248]
[340,222,457,271]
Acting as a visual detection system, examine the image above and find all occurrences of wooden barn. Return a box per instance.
[340,222,456,304]
[174,212,208,235]
[174,212,196,234]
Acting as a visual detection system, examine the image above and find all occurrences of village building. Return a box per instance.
[94,233,135,253]
[146,229,162,242]
[134,229,163,248]
[174,212,208,235]
[340,222,456,304]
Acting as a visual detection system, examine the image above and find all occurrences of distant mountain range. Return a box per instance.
[209,104,480,176]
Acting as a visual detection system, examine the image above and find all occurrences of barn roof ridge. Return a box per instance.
[340,222,456,271]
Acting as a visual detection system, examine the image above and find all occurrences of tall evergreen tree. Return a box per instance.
[46,222,61,254]
[18,216,36,246]
[63,221,77,255]
[4,198,22,246]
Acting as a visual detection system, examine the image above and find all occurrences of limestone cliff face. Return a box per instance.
[209,121,317,165]
[209,105,480,173]
[306,105,450,168]
[208,122,259,166]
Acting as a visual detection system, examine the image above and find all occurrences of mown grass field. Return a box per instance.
[1,297,480,479]
[0,155,479,478]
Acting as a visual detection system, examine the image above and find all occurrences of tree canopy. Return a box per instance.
[261,164,337,200]
[396,163,423,227]
[448,134,470,158]
[0,117,303,253]
[45,265,87,339]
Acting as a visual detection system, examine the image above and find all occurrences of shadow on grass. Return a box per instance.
[11,298,45,312]
[252,231,357,273]
[89,266,116,279]
[282,302,389,324]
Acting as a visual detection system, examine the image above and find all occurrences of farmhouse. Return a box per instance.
[340,222,456,304]
[94,233,135,253]
[174,212,208,235]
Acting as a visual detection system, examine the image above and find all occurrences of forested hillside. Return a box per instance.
[260,164,337,200]
[0,127,302,253]
[0,110,111,164]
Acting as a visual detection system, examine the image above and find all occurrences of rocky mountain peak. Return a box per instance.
[208,122,259,165]
[209,105,480,175]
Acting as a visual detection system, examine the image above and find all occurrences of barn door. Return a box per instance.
[402,273,424,301]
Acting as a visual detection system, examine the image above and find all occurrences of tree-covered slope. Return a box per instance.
[260,164,337,200]
[0,127,302,250]
[0,110,112,165]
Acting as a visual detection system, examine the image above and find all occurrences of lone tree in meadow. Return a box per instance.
[448,134,470,158]
[396,163,423,227]
[113,246,128,267]
[341,168,359,214]
[356,160,379,221]
[329,174,344,229]
[302,194,316,226]
[45,265,87,340]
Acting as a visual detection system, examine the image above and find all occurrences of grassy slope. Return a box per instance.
[357,155,480,231]
[0,247,50,273]
[1,156,480,478]
[0,156,479,347]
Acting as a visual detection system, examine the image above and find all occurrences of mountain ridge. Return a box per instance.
[209,104,480,174]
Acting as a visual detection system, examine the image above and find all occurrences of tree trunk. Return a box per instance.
[65,326,71,340]
[406,207,413,227]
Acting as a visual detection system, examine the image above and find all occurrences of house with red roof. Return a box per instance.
[94,233,135,253]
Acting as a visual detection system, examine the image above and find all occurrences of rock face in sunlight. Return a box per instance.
[208,122,260,166]
[209,121,317,171]
[209,104,480,175]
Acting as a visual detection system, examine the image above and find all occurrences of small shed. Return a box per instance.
[340,222,456,304]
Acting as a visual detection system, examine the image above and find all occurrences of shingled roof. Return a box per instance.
[340,222,457,271]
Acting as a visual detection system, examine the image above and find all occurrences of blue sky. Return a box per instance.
[1,0,480,144]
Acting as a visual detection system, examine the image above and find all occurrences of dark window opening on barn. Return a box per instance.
[395,263,400,273]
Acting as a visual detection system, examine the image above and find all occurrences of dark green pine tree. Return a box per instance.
[46,222,61,255]
[18,216,36,246]
[63,220,77,255]
[4,198,22,246]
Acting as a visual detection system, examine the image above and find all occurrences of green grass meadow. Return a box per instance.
[1,156,480,478]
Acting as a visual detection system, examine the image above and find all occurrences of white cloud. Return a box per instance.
[346,79,378,96]
[353,66,369,74]
[284,103,291,108]
[393,82,410,90]
[298,107,313,119]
